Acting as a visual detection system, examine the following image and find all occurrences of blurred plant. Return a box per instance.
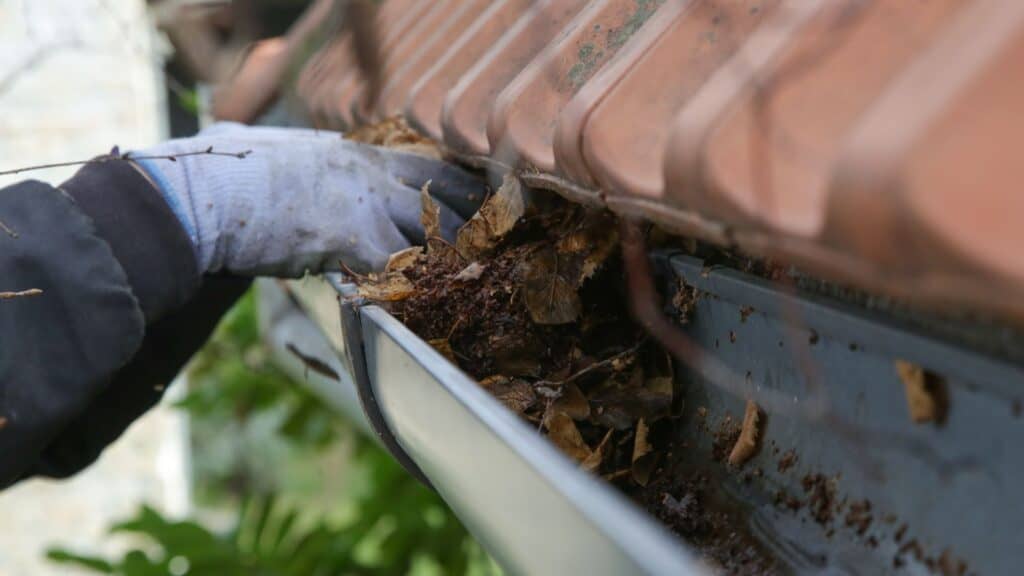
[47,289,500,576]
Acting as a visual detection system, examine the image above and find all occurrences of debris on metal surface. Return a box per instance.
[727,400,761,467]
[353,189,778,573]
[894,360,948,425]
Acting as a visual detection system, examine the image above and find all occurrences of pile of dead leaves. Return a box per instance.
[346,115,443,159]
[351,175,677,486]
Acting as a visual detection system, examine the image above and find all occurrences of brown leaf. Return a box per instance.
[385,246,423,274]
[348,116,443,159]
[488,332,545,376]
[428,338,457,364]
[644,350,675,398]
[480,376,537,415]
[632,418,657,486]
[456,173,526,259]
[590,387,672,430]
[453,261,486,282]
[556,210,619,283]
[421,184,463,267]
[895,360,947,424]
[552,382,590,421]
[520,247,581,325]
[420,181,441,241]
[582,429,614,473]
[356,272,416,302]
[545,411,592,463]
[390,142,443,160]
[728,400,763,467]
[633,418,652,462]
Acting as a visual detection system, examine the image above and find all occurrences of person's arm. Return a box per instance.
[0,124,481,488]
[0,161,202,487]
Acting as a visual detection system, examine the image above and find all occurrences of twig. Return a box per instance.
[621,219,825,418]
[0,220,17,238]
[0,288,42,300]
[620,219,978,479]
[535,340,645,389]
[0,147,253,178]
[338,260,369,284]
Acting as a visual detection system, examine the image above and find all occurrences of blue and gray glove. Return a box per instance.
[134,122,481,276]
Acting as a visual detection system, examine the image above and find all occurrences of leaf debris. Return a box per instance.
[895,360,947,425]
[728,400,763,467]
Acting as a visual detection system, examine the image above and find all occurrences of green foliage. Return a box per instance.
[181,291,339,449]
[47,288,501,576]
[48,459,494,576]
[176,89,199,116]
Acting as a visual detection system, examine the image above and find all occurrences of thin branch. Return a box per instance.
[0,148,253,178]
[535,340,646,389]
[620,219,978,480]
[0,289,42,300]
[0,220,17,239]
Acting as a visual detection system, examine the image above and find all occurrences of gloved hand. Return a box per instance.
[132,122,482,276]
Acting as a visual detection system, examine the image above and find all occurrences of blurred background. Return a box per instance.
[0,1,494,574]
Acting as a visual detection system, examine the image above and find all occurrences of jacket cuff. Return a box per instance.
[61,159,201,322]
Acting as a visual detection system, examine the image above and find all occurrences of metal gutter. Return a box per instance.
[260,275,707,575]
[657,253,1024,575]
[357,305,707,576]
[260,246,1024,574]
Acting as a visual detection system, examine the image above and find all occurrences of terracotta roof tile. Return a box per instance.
[336,0,443,127]
[405,0,535,141]
[374,0,494,121]
[441,0,588,156]
[556,0,779,193]
[488,0,668,172]
[667,0,967,237]
[290,0,1024,320]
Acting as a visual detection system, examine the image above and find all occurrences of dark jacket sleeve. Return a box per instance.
[0,160,246,488]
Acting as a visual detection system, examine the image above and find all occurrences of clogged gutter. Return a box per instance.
[347,127,778,573]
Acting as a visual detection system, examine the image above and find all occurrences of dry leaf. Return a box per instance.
[419,182,463,266]
[895,360,947,424]
[556,210,620,282]
[479,375,509,389]
[420,181,441,240]
[633,418,652,462]
[456,173,526,259]
[348,116,443,158]
[645,351,675,398]
[545,411,592,463]
[385,246,423,274]
[453,262,486,282]
[489,332,545,376]
[552,382,590,420]
[428,338,457,364]
[390,142,443,160]
[356,272,415,302]
[480,376,537,415]
[520,247,581,325]
[590,387,671,430]
[632,418,657,486]
[728,400,762,467]
[582,429,614,473]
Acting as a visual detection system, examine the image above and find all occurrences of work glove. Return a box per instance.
[133,122,482,276]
